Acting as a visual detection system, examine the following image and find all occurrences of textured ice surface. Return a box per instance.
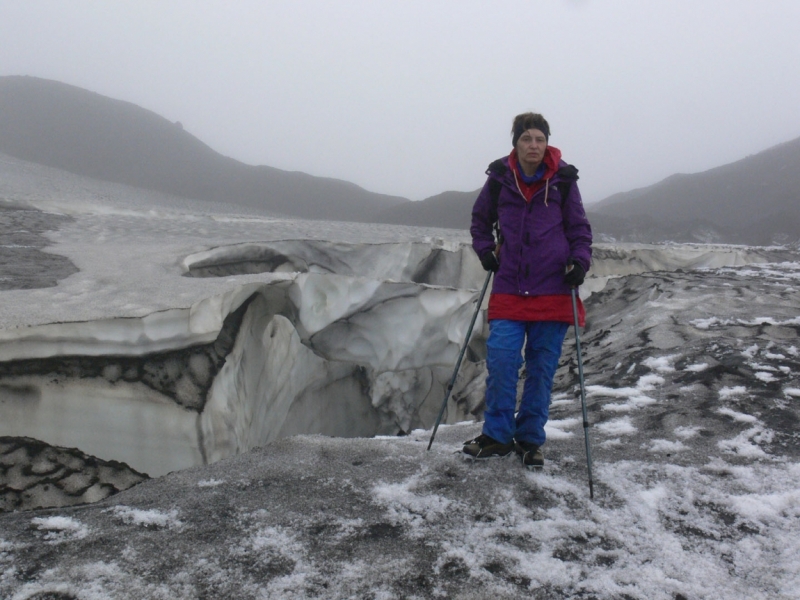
[1,154,798,479]
[1,415,799,599]
[0,156,493,475]
[0,156,800,597]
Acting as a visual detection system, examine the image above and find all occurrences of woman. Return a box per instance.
[465,112,592,467]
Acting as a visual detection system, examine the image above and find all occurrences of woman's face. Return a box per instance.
[515,128,548,173]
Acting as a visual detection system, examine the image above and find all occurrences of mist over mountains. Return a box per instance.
[0,76,407,223]
[373,189,480,229]
[376,139,800,245]
[1,75,798,244]
[589,136,800,245]
[2,76,800,599]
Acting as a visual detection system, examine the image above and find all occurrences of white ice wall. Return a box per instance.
[0,257,488,475]
[1,239,793,476]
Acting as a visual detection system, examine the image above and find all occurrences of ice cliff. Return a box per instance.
[0,153,796,482]
[0,238,791,478]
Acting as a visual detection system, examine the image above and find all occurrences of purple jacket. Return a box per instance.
[470,155,593,297]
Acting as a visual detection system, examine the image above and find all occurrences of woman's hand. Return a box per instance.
[564,258,585,287]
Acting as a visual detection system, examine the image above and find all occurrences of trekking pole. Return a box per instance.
[427,270,493,451]
[571,287,595,499]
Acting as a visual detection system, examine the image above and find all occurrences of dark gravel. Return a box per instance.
[0,204,78,290]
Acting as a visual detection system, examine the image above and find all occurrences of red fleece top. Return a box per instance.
[488,293,585,326]
[508,146,561,201]
[487,146,586,327]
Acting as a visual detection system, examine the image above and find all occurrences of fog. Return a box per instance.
[1,0,799,202]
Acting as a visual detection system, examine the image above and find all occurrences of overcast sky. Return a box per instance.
[2,1,799,202]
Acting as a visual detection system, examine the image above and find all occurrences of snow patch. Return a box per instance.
[638,484,669,509]
[689,314,800,332]
[599,437,622,447]
[197,479,225,488]
[718,386,747,399]
[717,407,759,423]
[740,316,800,327]
[729,490,800,523]
[643,355,678,373]
[589,371,665,412]
[636,374,666,390]
[742,344,760,359]
[596,416,637,436]
[674,425,702,439]
[544,418,578,440]
[749,362,777,372]
[684,362,709,372]
[549,392,573,408]
[717,426,773,458]
[549,398,574,408]
[690,317,734,329]
[647,439,687,453]
[110,506,183,529]
[30,516,89,542]
[372,474,453,533]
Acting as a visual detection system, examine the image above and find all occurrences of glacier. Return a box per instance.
[0,152,796,479]
[2,154,800,598]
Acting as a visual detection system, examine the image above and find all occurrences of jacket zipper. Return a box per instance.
[512,169,553,294]
[513,169,529,294]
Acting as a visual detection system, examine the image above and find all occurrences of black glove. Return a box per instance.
[480,251,500,273]
[564,258,585,287]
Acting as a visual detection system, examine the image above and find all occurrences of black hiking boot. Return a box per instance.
[515,440,544,468]
[462,434,514,459]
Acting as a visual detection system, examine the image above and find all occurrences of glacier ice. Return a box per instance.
[0,240,492,476]
[2,235,795,477]
[2,157,800,596]
[0,154,797,478]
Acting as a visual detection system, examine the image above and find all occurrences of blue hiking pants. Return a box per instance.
[482,319,569,446]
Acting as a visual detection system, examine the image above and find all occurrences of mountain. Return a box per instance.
[5,76,797,242]
[376,138,800,244]
[373,188,481,229]
[587,137,800,245]
[0,76,408,222]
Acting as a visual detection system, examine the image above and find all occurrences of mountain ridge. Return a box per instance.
[372,135,800,244]
[0,75,408,222]
[587,135,800,244]
[3,75,798,243]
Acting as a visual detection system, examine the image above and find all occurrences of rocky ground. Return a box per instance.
[0,204,77,290]
[0,437,147,513]
[1,154,798,598]
[556,260,800,466]
[1,259,798,599]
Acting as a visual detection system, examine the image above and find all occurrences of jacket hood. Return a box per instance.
[487,146,569,203]
[487,146,568,186]
[508,146,562,181]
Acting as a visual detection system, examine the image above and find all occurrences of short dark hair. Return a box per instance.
[512,113,550,146]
